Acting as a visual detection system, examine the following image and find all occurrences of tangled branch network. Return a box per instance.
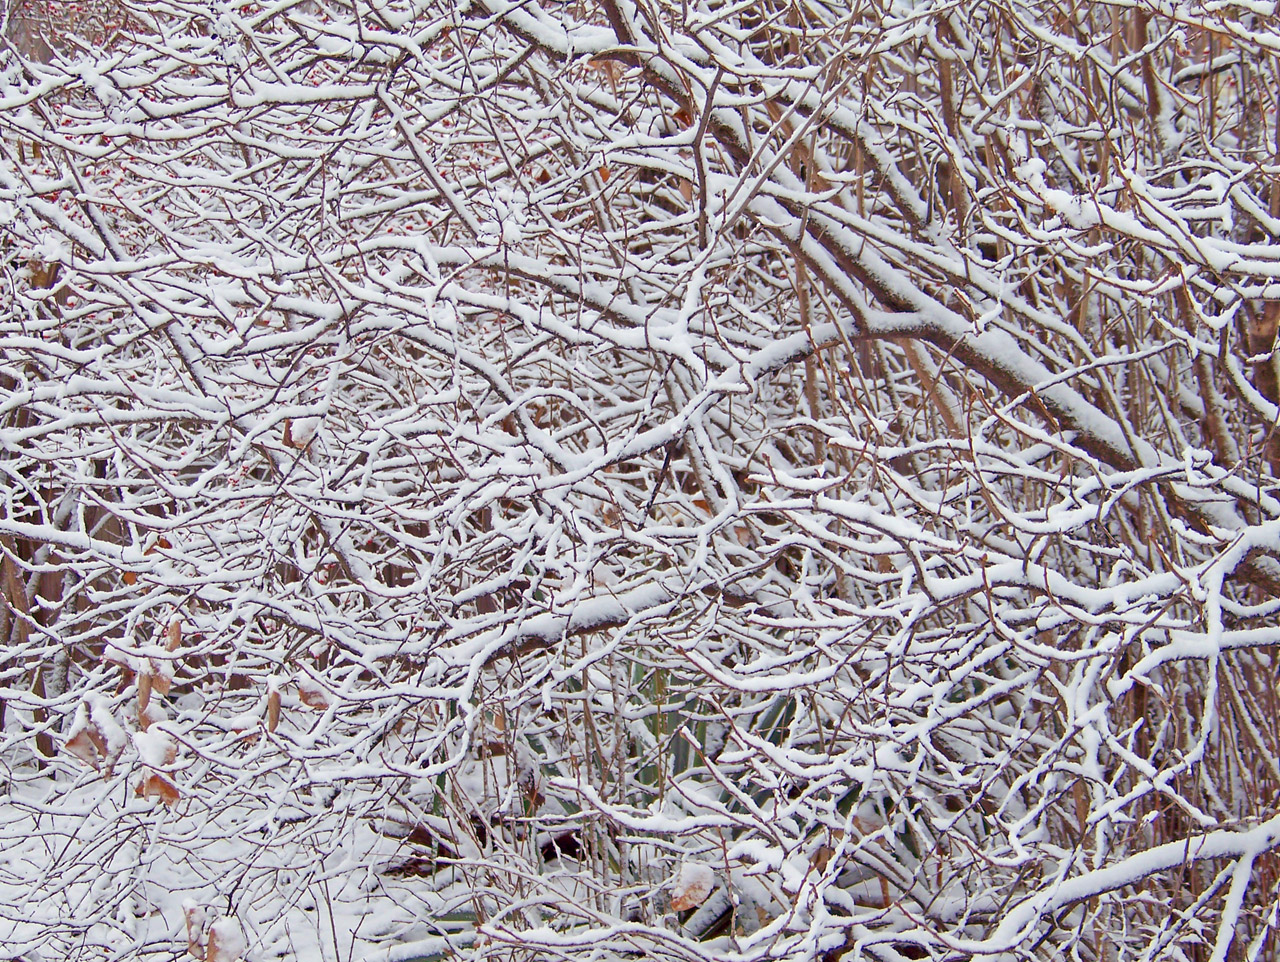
[2,0,1280,959]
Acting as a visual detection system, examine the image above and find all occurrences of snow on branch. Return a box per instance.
[1,0,1279,960]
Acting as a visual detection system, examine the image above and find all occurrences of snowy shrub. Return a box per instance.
[1,1,1280,960]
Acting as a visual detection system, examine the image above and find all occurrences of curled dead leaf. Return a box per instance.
[670,862,714,911]
[266,687,280,732]
[136,770,180,806]
[64,727,101,770]
[205,916,246,962]
[150,661,174,695]
[137,670,153,713]
[139,700,166,732]
[64,696,125,776]
[183,900,206,958]
[810,844,833,872]
[297,678,329,710]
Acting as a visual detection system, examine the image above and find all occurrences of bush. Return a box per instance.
[2,1,1280,960]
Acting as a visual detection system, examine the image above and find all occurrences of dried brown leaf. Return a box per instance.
[136,771,181,807]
